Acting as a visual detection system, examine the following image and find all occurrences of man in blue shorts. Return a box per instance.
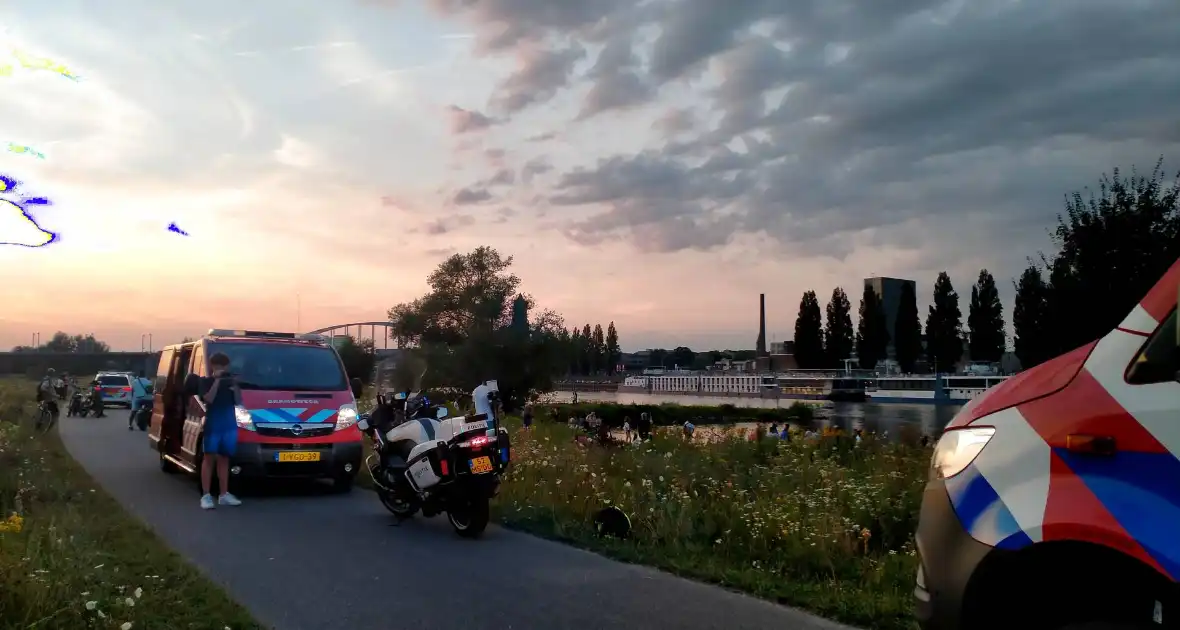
[198,352,243,510]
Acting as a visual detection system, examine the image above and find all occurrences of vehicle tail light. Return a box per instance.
[121,387,131,392]
[439,459,449,476]
[467,435,492,448]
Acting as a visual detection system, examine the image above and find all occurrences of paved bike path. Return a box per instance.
[61,410,858,630]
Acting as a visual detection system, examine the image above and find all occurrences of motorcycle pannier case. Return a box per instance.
[405,446,445,492]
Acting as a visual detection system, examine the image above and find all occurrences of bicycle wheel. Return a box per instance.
[37,409,55,435]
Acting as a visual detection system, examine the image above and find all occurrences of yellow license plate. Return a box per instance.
[276,451,321,463]
[469,456,493,474]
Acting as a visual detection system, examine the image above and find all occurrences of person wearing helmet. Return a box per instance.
[37,368,60,419]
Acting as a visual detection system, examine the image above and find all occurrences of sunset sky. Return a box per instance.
[0,0,1177,352]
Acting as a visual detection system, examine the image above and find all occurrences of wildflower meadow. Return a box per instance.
[494,416,930,630]
[0,378,261,630]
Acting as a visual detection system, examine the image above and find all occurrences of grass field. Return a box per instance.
[0,377,262,630]
[355,402,926,630]
[493,418,926,630]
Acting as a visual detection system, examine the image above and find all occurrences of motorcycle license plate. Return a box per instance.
[469,456,493,474]
[275,451,321,463]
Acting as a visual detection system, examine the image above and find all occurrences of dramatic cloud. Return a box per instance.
[421,0,1180,274]
[452,186,493,205]
[421,213,475,235]
[446,104,496,133]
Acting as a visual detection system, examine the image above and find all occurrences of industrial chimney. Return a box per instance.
[756,293,767,356]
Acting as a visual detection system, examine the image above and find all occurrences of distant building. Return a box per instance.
[770,340,794,355]
[620,351,649,372]
[864,276,917,359]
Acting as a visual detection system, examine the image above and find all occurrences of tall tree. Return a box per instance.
[670,346,695,369]
[894,281,923,373]
[967,269,1006,363]
[1013,265,1051,369]
[793,291,825,369]
[604,322,621,374]
[556,327,573,375]
[856,285,890,369]
[648,348,668,368]
[581,324,594,373]
[824,287,855,369]
[386,246,568,407]
[925,272,964,373]
[1043,158,1180,354]
[569,327,583,374]
[592,324,606,374]
[336,336,376,383]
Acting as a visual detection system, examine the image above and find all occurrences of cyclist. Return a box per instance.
[129,371,152,430]
[36,368,61,419]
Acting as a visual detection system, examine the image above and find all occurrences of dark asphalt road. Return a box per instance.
[61,410,859,630]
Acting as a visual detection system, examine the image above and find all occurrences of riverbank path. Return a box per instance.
[61,409,860,630]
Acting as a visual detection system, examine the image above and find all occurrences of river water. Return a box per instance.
[551,391,961,438]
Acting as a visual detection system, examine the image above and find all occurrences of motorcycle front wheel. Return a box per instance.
[447,495,490,538]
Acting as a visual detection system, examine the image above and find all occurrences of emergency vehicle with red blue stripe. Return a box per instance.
[916,257,1180,629]
[148,329,366,493]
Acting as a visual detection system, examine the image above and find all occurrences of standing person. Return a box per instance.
[623,416,632,443]
[37,368,61,419]
[637,412,652,441]
[89,378,105,417]
[521,404,534,431]
[197,353,243,510]
[129,371,153,430]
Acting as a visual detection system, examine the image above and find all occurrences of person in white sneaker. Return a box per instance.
[197,353,244,510]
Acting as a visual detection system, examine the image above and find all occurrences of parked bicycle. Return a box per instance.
[34,399,59,435]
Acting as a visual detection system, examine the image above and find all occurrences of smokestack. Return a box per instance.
[756,293,767,356]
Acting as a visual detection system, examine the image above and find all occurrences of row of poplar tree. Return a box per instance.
[560,323,622,376]
[792,158,1180,374]
[791,270,1004,373]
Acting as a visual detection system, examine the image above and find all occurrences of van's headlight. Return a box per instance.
[235,405,255,431]
[335,404,358,431]
[931,427,994,480]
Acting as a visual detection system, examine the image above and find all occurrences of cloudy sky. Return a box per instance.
[0,0,1177,352]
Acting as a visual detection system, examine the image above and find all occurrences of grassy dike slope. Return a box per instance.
[357,406,925,630]
[0,378,262,630]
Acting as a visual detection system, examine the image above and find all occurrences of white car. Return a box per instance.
[95,372,134,407]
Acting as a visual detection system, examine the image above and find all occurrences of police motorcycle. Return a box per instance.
[67,389,85,417]
[358,380,511,538]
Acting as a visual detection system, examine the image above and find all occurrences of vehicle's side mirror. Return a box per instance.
[350,377,364,398]
[436,406,449,419]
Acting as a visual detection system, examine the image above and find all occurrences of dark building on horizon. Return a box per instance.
[864,276,916,359]
[755,293,767,357]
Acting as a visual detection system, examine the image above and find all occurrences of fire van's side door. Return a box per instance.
[1102,307,1180,579]
[180,343,206,461]
[148,347,174,448]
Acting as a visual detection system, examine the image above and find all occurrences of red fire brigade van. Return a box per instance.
[148,329,365,493]
[916,256,1180,629]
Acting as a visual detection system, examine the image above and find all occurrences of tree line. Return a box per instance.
[558,323,621,376]
[791,270,1004,372]
[11,332,111,353]
[790,157,1179,373]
